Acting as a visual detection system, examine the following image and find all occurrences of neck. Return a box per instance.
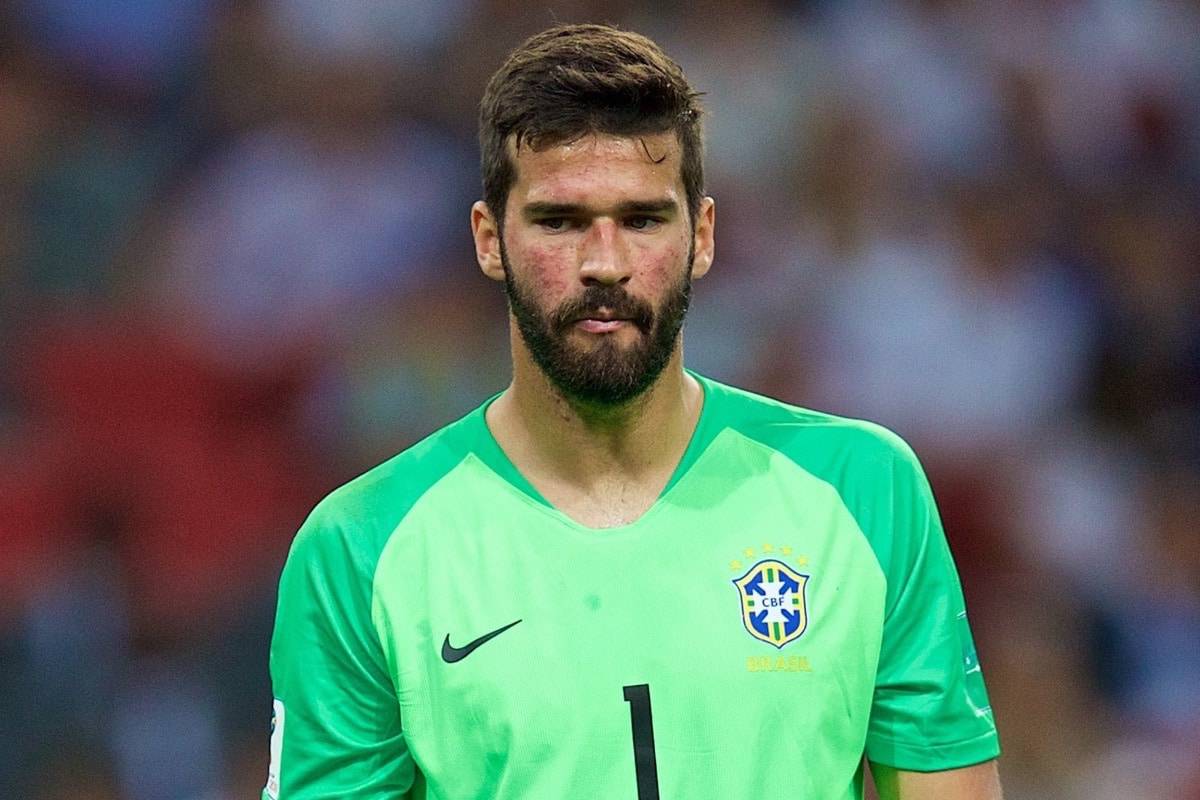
[487,334,704,493]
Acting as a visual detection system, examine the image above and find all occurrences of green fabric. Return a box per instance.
[706,380,998,771]
[265,420,477,798]
[265,374,999,799]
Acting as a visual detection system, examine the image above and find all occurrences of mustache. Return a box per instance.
[550,286,655,333]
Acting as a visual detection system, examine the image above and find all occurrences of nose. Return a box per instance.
[577,217,631,286]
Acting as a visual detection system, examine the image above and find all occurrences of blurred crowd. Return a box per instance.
[1,0,1198,798]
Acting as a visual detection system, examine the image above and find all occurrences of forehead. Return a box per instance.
[507,131,684,207]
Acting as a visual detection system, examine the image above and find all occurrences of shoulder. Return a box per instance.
[699,375,920,474]
[286,407,487,575]
[698,378,948,606]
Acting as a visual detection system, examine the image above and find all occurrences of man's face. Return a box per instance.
[479,132,713,406]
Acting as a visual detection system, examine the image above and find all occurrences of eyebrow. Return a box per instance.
[521,199,680,219]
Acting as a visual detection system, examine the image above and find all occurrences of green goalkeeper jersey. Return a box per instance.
[264,374,999,799]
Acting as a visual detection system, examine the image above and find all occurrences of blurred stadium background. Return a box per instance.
[1,0,1198,798]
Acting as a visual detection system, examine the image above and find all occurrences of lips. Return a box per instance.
[554,291,653,334]
[576,318,629,333]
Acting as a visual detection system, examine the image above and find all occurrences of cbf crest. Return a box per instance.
[733,559,810,648]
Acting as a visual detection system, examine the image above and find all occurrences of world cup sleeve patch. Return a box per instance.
[733,559,810,648]
[266,698,284,799]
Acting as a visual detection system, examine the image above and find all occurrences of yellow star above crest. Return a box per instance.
[743,547,756,558]
[730,559,743,571]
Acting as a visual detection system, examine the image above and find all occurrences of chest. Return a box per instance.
[370,456,888,796]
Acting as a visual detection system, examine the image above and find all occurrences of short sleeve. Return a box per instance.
[264,502,415,799]
[863,442,1001,771]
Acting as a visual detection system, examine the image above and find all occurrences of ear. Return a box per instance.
[690,196,716,279]
[472,201,506,282]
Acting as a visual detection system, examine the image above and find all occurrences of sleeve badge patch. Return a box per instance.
[732,559,810,648]
[265,698,284,799]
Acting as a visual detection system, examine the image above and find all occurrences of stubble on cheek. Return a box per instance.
[511,243,573,310]
[644,241,686,286]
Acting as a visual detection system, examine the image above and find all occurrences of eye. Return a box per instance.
[625,215,663,231]
[537,217,570,232]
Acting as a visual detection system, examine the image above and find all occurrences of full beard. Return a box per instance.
[501,240,694,407]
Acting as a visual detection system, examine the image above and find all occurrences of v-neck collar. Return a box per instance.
[468,371,719,532]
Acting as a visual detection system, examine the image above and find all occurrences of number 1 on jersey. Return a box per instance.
[622,684,660,800]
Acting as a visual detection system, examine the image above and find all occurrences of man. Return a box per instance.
[264,23,1002,800]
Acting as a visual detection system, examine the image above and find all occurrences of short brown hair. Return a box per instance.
[479,23,705,229]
